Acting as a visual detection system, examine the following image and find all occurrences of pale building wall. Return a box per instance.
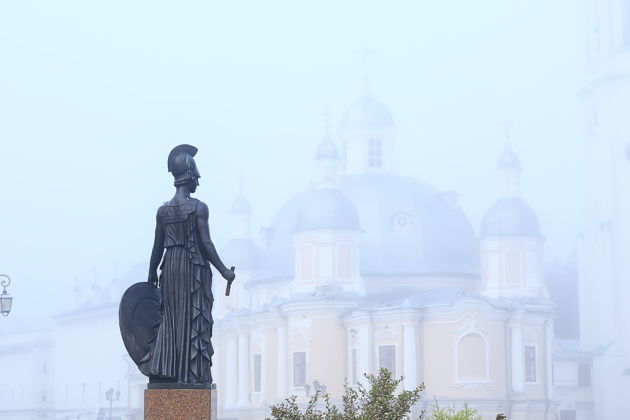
[52,306,137,418]
[0,332,53,420]
[580,1,630,418]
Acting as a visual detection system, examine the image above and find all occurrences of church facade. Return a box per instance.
[209,89,590,420]
[3,1,630,417]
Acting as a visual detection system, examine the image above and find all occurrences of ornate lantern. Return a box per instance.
[0,274,13,316]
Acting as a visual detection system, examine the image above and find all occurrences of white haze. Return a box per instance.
[0,0,582,325]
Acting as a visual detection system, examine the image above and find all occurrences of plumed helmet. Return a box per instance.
[167,144,201,186]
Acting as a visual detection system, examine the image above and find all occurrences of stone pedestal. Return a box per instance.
[144,387,217,420]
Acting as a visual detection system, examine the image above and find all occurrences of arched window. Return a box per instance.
[368,138,383,168]
[504,249,524,286]
[336,244,353,278]
[299,246,315,280]
[457,333,487,381]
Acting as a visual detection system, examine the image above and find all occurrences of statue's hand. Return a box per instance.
[148,272,159,285]
[221,268,235,282]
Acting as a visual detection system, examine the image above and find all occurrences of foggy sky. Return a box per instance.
[0,0,582,326]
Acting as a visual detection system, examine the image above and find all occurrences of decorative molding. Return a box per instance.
[451,320,492,386]
[453,381,492,392]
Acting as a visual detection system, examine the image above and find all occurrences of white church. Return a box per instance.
[0,1,629,418]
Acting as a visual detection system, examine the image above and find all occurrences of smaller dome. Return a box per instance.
[295,189,360,232]
[316,131,339,159]
[340,93,394,129]
[221,238,263,271]
[230,194,251,214]
[497,143,521,170]
[481,198,540,238]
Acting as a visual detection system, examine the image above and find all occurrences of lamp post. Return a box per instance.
[0,274,13,316]
[105,388,120,420]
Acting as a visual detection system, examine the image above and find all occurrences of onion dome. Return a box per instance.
[315,131,340,160]
[340,93,394,129]
[230,194,251,214]
[497,143,521,170]
[481,197,540,238]
[295,188,360,232]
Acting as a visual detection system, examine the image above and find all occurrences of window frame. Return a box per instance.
[292,351,307,388]
[524,345,537,383]
[378,344,396,377]
[253,353,262,393]
[367,138,383,169]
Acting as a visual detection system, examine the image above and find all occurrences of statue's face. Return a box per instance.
[189,178,199,193]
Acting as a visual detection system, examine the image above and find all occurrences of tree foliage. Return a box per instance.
[266,368,425,420]
[266,368,498,420]
[426,400,482,420]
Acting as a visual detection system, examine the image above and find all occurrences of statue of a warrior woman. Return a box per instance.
[119,144,235,388]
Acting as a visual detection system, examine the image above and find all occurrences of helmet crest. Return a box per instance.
[167,144,200,186]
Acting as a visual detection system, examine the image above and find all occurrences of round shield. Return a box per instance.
[119,282,162,376]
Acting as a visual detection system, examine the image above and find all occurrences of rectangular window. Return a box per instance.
[368,138,383,168]
[525,346,536,382]
[379,345,396,377]
[299,246,314,280]
[351,348,358,384]
[578,363,591,387]
[337,244,353,278]
[293,352,306,387]
[504,249,524,285]
[253,354,262,392]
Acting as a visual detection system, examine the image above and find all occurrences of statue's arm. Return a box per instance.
[148,209,165,284]
[196,202,234,281]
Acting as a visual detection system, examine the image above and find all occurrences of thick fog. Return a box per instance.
[1,1,624,420]
[0,1,582,319]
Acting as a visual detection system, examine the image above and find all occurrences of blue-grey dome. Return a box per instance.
[481,198,540,238]
[295,188,359,232]
[316,132,339,159]
[497,143,521,170]
[221,238,263,271]
[259,173,479,278]
[231,194,251,214]
[340,94,394,129]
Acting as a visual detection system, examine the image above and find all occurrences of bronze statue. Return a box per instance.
[120,144,235,388]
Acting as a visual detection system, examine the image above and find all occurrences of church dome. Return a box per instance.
[295,188,359,232]
[259,173,479,278]
[315,133,340,159]
[481,197,540,238]
[230,194,251,214]
[497,143,521,170]
[340,93,394,129]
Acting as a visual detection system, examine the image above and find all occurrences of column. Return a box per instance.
[260,331,268,406]
[358,325,370,386]
[510,311,524,393]
[403,323,418,389]
[225,335,238,408]
[237,332,249,407]
[277,325,288,399]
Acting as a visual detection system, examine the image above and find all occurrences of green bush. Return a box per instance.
[266,368,425,420]
[426,399,481,420]
[266,368,503,420]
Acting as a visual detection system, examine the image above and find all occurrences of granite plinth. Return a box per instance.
[144,387,217,420]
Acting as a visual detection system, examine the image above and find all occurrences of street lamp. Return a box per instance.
[0,274,12,316]
[105,388,120,420]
